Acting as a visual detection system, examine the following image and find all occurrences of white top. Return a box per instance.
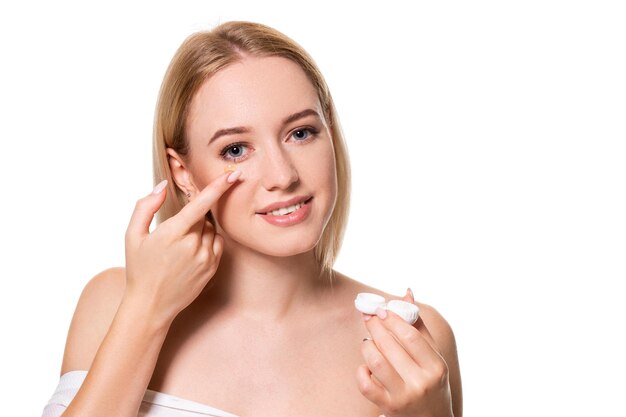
[41,370,241,417]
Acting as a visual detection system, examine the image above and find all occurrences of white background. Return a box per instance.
[1,1,624,416]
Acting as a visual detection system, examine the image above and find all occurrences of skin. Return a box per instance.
[60,56,462,417]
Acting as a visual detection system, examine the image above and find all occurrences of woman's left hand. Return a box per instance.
[356,290,454,417]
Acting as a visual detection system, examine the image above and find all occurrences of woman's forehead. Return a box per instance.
[187,56,322,137]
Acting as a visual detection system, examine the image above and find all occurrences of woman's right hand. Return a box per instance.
[122,171,240,326]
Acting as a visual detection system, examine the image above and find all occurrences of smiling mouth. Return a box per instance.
[260,197,313,216]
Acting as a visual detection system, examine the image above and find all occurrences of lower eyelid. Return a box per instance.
[226,152,249,162]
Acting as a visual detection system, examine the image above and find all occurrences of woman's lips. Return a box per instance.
[257,197,313,227]
[256,195,312,214]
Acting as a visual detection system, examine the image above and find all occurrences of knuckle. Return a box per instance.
[134,197,146,210]
[430,361,449,383]
[403,328,422,345]
[181,236,198,252]
[212,240,224,257]
[207,263,218,277]
[357,377,372,395]
[418,383,430,397]
[196,249,209,264]
[402,382,427,404]
[369,355,385,372]
[209,249,220,265]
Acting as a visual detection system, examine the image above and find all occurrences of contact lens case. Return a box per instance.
[354,293,386,314]
[354,292,420,324]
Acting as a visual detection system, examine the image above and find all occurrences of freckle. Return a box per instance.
[223,164,237,173]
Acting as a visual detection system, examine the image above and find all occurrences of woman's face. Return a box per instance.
[182,56,337,257]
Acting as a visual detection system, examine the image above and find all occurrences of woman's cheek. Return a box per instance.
[211,177,252,229]
[316,144,337,190]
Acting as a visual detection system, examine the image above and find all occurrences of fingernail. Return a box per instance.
[407,287,415,302]
[227,170,242,183]
[375,307,387,320]
[152,179,167,194]
[363,314,372,321]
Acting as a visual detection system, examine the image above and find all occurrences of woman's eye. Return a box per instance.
[227,145,243,157]
[220,143,249,162]
[290,127,318,142]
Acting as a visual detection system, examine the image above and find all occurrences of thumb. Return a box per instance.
[125,180,168,246]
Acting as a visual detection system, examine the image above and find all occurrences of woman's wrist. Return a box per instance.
[117,291,176,335]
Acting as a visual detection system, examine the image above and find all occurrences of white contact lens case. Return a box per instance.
[354,292,420,324]
[354,293,386,314]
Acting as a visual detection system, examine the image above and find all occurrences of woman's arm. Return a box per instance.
[52,174,240,417]
[58,267,173,417]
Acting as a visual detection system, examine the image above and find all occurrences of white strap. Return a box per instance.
[41,370,88,417]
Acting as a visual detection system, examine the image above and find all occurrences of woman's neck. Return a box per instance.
[202,245,335,323]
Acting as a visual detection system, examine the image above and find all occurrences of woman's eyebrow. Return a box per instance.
[282,108,320,125]
[208,108,320,145]
[208,126,250,145]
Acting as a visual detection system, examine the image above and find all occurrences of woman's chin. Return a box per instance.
[226,233,321,258]
[263,244,317,258]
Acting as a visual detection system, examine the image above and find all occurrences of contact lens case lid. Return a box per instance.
[354,293,386,315]
[354,292,420,324]
[385,299,420,325]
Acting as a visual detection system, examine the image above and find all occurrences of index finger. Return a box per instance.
[170,170,241,232]
[374,310,444,368]
[365,314,423,383]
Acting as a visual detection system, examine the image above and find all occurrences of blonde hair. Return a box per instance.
[152,21,350,274]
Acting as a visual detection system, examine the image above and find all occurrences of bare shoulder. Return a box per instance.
[330,270,392,301]
[412,302,457,354]
[60,267,127,376]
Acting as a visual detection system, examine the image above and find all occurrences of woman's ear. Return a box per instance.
[166,148,197,198]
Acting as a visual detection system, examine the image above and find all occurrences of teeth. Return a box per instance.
[266,202,303,216]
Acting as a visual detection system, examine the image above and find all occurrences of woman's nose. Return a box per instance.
[260,147,299,191]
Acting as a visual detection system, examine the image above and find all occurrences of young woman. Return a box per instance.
[43,21,462,417]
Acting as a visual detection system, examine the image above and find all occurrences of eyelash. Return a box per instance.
[218,127,320,163]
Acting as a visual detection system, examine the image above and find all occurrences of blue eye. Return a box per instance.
[291,127,318,142]
[220,142,249,162]
[292,129,310,140]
